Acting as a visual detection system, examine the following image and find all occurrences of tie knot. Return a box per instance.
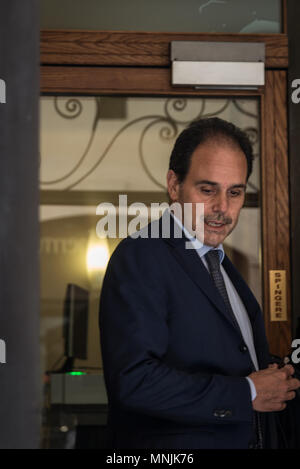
[205,250,221,273]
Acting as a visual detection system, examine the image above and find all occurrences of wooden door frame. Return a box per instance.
[40,30,290,357]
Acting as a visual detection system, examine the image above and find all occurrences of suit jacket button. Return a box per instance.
[213,409,232,418]
[239,344,248,353]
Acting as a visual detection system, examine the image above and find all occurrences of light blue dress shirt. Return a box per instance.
[170,210,258,401]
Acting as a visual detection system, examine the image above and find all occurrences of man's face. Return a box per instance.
[167,140,248,247]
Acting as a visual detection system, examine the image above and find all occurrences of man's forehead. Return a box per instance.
[191,139,246,158]
[188,141,247,175]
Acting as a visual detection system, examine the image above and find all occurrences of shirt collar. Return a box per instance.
[168,208,225,264]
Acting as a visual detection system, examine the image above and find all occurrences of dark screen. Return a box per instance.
[63,284,89,359]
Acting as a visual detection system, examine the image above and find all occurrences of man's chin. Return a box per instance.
[203,230,227,247]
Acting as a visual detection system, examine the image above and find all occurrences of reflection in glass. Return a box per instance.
[40,0,282,33]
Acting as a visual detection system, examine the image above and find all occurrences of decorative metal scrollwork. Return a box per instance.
[40,96,259,192]
[54,97,83,119]
[244,127,259,146]
[41,98,101,185]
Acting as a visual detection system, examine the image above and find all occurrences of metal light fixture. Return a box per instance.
[171,41,265,90]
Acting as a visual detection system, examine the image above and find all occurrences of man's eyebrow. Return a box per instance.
[195,180,246,190]
[230,184,247,190]
[195,180,218,186]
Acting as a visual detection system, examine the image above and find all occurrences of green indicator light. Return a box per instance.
[67,371,87,376]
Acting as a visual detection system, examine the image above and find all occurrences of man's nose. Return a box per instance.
[212,192,228,213]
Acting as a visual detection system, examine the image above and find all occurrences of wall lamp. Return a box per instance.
[171,41,265,90]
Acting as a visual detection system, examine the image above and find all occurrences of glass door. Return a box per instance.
[40,23,290,448]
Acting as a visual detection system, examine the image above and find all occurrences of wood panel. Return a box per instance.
[41,65,263,96]
[40,30,288,69]
[261,70,291,357]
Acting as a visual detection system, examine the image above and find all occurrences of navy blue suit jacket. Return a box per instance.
[99,215,278,449]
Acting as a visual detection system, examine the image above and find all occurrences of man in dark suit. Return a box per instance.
[99,117,300,449]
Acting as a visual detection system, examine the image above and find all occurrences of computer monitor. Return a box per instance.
[62,283,89,372]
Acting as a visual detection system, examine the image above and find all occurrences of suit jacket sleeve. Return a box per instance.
[99,236,254,426]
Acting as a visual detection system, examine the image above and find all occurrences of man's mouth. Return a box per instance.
[205,220,226,229]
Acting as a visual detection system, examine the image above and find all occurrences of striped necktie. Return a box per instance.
[204,249,241,333]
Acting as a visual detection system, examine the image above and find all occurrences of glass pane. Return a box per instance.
[40,95,261,448]
[40,0,282,33]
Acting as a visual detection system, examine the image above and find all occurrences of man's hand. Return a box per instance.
[248,364,300,412]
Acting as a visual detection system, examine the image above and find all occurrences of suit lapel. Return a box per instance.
[164,234,244,337]
[159,212,264,355]
[167,238,267,368]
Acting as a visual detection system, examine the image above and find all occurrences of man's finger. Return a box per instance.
[285,391,296,401]
[269,402,287,412]
[281,364,295,377]
[286,378,300,391]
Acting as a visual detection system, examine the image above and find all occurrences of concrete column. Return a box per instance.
[0,0,40,448]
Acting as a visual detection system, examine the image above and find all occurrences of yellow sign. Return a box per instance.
[269,270,287,321]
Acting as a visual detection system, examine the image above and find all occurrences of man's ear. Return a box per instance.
[167,170,180,202]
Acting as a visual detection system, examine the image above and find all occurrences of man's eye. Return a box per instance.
[201,188,213,194]
[230,190,241,197]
